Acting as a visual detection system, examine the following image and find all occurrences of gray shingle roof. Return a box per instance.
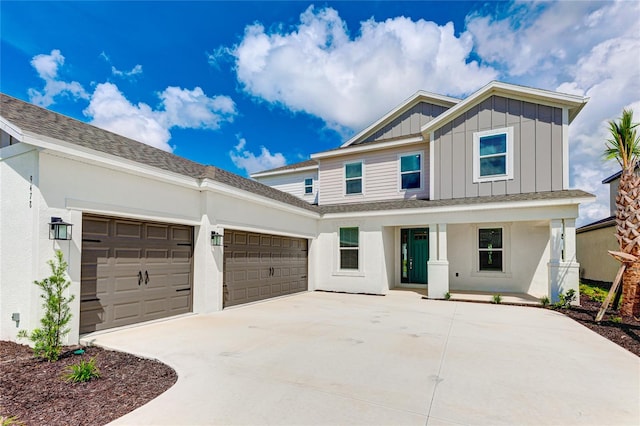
[0,93,319,213]
[252,159,318,175]
[318,190,594,214]
[1,93,593,219]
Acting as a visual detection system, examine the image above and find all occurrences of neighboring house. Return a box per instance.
[576,167,639,284]
[0,81,593,345]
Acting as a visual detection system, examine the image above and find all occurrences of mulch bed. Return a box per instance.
[0,343,177,426]
[558,294,640,357]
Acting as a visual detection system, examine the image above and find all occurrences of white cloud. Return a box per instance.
[230,137,286,175]
[99,51,143,78]
[28,49,89,107]
[84,83,237,152]
[230,5,497,132]
[158,86,236,129]
[111,64,143,78]
[85,83,173,151]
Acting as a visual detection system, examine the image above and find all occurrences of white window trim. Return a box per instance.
[343,160,365,197]
[303,177,314,196]
[334,225,364,276]
[472,127,514,183]
[471,224,512,278]
[397,151,424,193]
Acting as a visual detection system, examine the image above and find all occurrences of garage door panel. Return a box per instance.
[171,249,192,263]
[223,229,308,307]
[115,248,143,263]
[115,221,143,238]
[146,249,169,261]
[83,217,110,236]
[112,301,142,321]
[146,224,169,240]
[171,226,191,242]
[81,215,193,333]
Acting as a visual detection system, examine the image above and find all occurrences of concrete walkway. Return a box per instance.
[82,290,640,426]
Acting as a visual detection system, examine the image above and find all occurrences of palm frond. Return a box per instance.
[604,109,640,170]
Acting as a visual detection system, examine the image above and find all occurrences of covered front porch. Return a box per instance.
[392,218,580,303]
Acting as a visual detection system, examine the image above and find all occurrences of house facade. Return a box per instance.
[0,81,592,344]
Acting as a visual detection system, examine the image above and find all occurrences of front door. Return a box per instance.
[401,228,429,284]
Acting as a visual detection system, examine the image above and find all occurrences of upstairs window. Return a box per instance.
[304,178,313,194]
[345,162,363,195]
[473,127,514,183]
[478,228,503,272]
[339,227,359,270]
[400,153,422,190]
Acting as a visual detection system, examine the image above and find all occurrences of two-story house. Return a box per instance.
[254,81,592,299]
[0,81,592,344]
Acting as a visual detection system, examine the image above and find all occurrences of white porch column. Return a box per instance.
[548,219,580,303]
[428,224,449,299]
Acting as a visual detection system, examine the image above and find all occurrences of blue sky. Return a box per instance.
[1,1,639,225]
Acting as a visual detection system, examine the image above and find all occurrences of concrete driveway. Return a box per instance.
[82,290,639,426]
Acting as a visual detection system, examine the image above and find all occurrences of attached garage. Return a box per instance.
[223,230,308,307]
[80,215,193,333]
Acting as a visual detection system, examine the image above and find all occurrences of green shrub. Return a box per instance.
[492,294,502,304]
[554,289,577,309]
[1,416,24,426]
[63,357,101,383]
[611,316,622,324]
[17,250,75,361]
[444,292,451,300]
[540,296,550,307]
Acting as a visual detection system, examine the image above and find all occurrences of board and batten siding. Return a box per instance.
[356,102,449,145]
[318,143,429,205]
[254,170,318,204]
[432,95,564,200]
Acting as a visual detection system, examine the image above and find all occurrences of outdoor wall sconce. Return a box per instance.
[211,231,223,247]
[49,217,73,240]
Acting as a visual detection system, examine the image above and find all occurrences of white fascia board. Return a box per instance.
[200,178,320,219]
[340,91,460,148]
[320,195,595,220]
[65,198,202,225]
[0,116,24,140]
[312,136,424,160]
[21,131,200,190]
[213,221,316,239]
[251,164,318,178]
[420,81,589,135]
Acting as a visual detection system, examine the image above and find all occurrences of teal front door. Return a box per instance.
[401,228,429,284]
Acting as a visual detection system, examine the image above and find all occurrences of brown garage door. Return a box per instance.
[80,215,193,333]
[223,230,308,307]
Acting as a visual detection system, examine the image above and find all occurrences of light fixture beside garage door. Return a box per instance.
[211,230,223,247]
[49,217,73,240]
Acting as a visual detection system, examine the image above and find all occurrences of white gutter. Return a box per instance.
[251,164,318,178]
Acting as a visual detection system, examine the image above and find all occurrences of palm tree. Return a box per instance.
[605,109,640,317]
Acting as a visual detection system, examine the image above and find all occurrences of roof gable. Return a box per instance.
[420,81,588,135]
[341,91,459,148]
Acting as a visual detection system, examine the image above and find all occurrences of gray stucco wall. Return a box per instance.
[432,95,564,200]
[356,102,449,145]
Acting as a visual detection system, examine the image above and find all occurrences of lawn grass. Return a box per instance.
[579,282,610,303]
